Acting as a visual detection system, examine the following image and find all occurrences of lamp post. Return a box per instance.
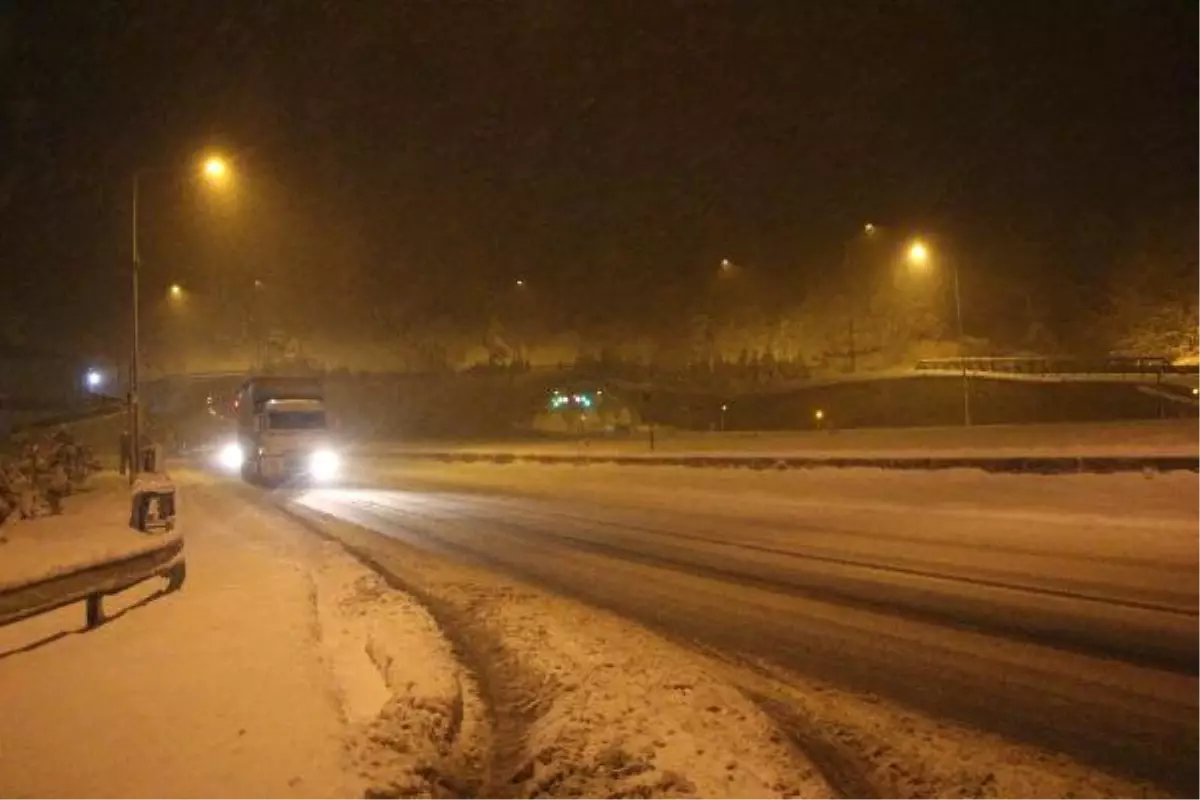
[128,154,230,483]
[907,239,971,426]
[841,222,879,373]
[129,171,142,484]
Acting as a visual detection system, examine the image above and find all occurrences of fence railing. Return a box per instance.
[914,356,1196,377]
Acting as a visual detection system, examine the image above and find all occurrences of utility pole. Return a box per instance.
[952,261,971,427]
[847,318,856,374]
[129,171,142,485]
[842,224,877,374]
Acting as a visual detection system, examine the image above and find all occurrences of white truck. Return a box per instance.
[225,376,341,484]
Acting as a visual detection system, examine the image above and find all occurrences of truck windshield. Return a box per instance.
[267,411,326,430]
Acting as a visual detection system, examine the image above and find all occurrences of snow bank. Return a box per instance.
[310,552,490,797]
[731,660,1165,799]
[477,584,831,798]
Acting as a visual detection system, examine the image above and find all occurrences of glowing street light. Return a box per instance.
[168,283,184,299]
[842,224,886,374]
[202,155,229,183]
[85,369,104,391]
[907,239,930,267]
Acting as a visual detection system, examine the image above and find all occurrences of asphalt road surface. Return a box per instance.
[293,463,1199,794]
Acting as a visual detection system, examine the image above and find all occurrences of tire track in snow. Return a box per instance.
[748,693,881,800]
[282,491,836,798]
[271,496,536,798]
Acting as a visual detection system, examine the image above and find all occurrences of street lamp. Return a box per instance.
[841,223,882,374]
[129,153,231,482]
[202,155,229,183]
[906,239,971,426]
[906,240,929,268]
[168,283,184,300]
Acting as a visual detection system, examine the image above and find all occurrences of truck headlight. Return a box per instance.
[218,442,244,470]
[309,449,340,481]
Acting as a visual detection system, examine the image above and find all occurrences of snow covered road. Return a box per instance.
[295,462,1199,796]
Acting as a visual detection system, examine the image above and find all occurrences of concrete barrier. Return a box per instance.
[385,450,1199,475]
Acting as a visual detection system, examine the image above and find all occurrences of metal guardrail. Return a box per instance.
[0,476,183,630]
[0,536,185,629]
[914,356,1198,377]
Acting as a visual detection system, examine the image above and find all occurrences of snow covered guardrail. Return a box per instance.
[0,475,184,630]
[387,451,1200,475]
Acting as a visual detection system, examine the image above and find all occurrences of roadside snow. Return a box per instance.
[289,499,835,798]
[0,472,472,798]
[727,658,1167,799]
[0,474,155,590]
[480,583,832,798]
[310,554,490,797]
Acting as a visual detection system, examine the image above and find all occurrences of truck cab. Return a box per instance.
[233,377,341,484]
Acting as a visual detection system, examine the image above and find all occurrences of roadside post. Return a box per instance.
[643,391,655,452]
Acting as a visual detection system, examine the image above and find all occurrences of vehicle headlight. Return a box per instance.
[218,442,244,470]
[309,449,340,481]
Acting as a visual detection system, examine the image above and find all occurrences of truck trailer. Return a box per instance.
[225,376,341,484]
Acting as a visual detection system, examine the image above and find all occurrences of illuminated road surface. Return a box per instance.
[292,464,1199,793]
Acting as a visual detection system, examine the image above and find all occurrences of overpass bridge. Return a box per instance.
[140,356,1200,402]
[136,355,1199,434]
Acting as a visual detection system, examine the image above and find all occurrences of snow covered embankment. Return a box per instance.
[309,550,490,797]
[289,502,833,799]
[456,582,831,798]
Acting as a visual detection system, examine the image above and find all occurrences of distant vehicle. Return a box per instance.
[219,376,341,484]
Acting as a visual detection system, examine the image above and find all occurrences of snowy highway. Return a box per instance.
[292,461,1199,795]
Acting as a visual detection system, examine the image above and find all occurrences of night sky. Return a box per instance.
[1,0,1195,354]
